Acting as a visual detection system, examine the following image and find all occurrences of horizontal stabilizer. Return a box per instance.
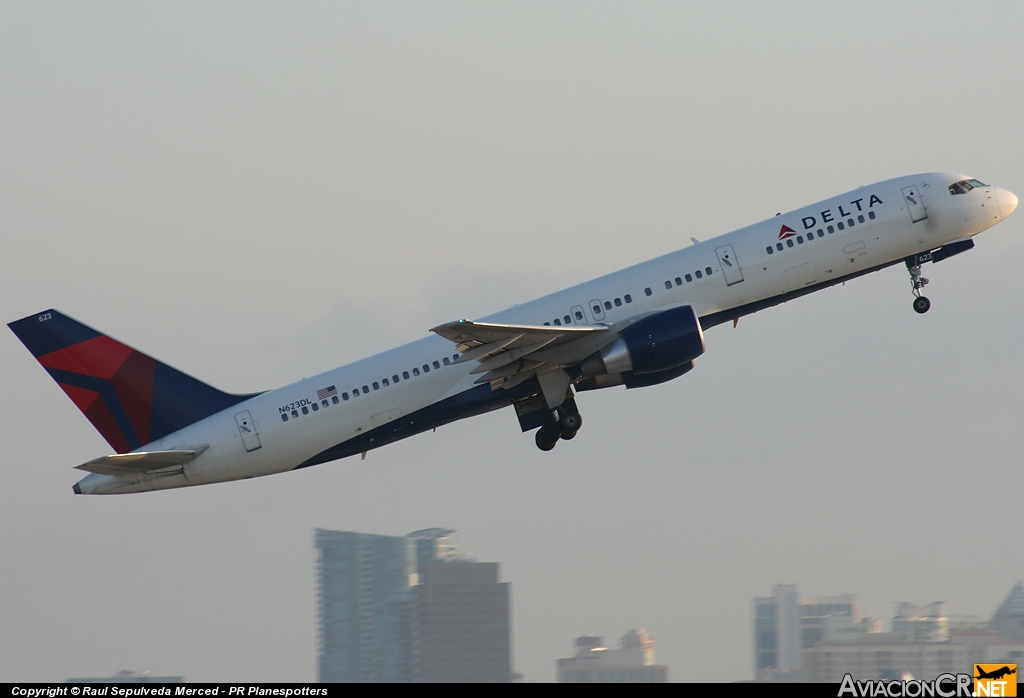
[75,447,208,476]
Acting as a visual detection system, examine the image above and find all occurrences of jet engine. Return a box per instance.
[576,305,705,390]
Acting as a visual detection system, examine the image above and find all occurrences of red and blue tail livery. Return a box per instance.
[6,174,1019,493]
[8,310,256,454]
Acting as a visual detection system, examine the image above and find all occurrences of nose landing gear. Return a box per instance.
[907,256,931,314]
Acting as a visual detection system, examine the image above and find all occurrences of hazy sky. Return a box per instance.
[2,1,1023,683]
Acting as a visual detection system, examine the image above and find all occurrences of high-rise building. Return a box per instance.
[992,581,1024,642]
[761,583,1024,682]
[418,561,512,682]
[891,602,949,643]
[315,527,510,683]
[557,630,668,683]
[752,583,860,679]
[315,529,423,682]
[409,527,459,573]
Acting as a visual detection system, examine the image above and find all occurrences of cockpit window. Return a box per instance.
[949,178,988,195]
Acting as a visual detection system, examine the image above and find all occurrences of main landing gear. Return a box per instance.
[534,407,583,451]
[907,258,931,314]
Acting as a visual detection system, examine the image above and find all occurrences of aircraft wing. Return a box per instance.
[75,447,208,476]
[430,319,608,389]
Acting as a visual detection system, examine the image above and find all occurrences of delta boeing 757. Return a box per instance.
[8,173,1018,494]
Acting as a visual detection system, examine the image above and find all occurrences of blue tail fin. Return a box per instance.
[8,310,260,453]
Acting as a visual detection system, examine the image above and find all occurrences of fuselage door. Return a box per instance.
[234,410,262,452]
[902,185,928,223]
[715,244,745,286]
[570,305,587,325]
[588,299,606,322]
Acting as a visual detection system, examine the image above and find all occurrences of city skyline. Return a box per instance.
[3,1,1023,683]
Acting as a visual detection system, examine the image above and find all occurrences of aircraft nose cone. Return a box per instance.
[995,187,1018,219]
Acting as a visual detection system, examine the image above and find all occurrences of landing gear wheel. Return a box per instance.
[560,427,578,441]
[907,259,932,314]
[560,412,582,433]
[535,423,560,451]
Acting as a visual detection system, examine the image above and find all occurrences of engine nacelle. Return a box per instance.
[624,362,694,388]
[579,305,706,378]
[575,361,695,392]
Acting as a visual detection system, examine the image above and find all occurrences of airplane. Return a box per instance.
[7,173,1018,495]
[975,666,1017,681]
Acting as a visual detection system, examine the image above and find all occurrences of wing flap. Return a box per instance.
[431,319,608,390]
[75,447,209,476]
[431,320,604,352]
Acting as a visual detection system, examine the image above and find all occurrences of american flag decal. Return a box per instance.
[317,385,337,400]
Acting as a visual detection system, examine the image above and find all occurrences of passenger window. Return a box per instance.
[543,322,550,326]
[857,215,865,223]
[685,273,693,282]
[797,236,804,244]
[695,270,703,279]
[664,280,672,289]
[868,211,876,220]
[574,310,583,321]
[393,374,400,383]
[311,403,318,412]
[827,225,834,233]
[281,414,288,422]
[787,239,794,247]
[847,219,854,227]
[705,267,712,275]
[372,382,379,390]
[614,298,622,307]
[321,399,328,407]
[675,277,682,286]
[382,378,389,386]
[301,406,309,415]
[817,230,824,238]
[433,360,440,369]
[837,221,845,230]
[340,393,347,401]
[413,368,420,376]
[423,365,430,373]
[292,410,298,418]
[403,371,410,380]
[776,243,783,252]
[443,357,450,366]
[624,294,632,303]
[766,246,773,255]
[553,318,562,326]
[604,301,612,311]
[362,385,369,394]
[593,304,601,314]
[645,287,652,296]
[564,315,571,324]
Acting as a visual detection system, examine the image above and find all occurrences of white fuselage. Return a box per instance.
[74,173,1017,494]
